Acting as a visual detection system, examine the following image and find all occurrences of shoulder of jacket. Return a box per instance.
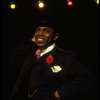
[57,48,77,58]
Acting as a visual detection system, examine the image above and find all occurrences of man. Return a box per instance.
[9,13,96,100]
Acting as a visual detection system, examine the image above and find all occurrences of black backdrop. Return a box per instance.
[1,0,99,100]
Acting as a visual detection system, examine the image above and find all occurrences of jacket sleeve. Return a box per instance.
[9,35,37,65]
[57,52,96,100]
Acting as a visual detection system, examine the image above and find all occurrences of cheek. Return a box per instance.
[34,32,37,36]
[46,35,54,42]
[34,33,38,39]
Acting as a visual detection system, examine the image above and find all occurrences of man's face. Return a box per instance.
[34,26,55,48]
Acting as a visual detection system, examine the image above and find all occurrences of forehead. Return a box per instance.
[36,26,54,30]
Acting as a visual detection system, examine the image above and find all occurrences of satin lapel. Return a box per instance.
[35,46,58,63]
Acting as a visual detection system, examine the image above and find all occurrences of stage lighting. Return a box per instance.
[67,0,73,7]
[95,0,99,4]
[10,1,16,9]
[38,0,45,8]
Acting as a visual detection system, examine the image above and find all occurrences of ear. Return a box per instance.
[54,33,59,41]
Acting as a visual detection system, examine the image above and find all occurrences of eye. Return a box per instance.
[44,29,49,33]
[35,28,40,32]
[44,28,53,33]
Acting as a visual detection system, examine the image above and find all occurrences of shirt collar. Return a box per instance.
[40,43,56,56]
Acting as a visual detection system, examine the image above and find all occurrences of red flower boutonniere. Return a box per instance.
[46,55,53,64]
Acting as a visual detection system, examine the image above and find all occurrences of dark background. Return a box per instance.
[1,0,99,100]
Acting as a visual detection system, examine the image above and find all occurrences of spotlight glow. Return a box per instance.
[10,3,16,9]
[67,0,73,7]
[38,1,44,8]
[95,0,99,4]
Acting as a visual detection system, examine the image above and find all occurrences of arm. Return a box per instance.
[54,53,96,100]
[9,35,37,65]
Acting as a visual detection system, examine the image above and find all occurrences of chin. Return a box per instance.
[37,44,45,48]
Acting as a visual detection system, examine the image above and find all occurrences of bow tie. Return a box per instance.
[35,49,42,59]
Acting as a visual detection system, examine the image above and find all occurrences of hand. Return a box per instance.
[54,90,60,100]
[31,36,35,43]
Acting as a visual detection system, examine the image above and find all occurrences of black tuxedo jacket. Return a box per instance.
[9,38,96,100]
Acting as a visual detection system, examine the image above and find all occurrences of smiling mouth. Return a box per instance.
[37,38,44,42]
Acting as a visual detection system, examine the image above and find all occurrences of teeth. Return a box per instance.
[37,38,43,42]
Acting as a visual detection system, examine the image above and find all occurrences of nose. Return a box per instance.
[38,30,44,35]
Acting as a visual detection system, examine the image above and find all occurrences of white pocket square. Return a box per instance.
[51,66,62,73]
